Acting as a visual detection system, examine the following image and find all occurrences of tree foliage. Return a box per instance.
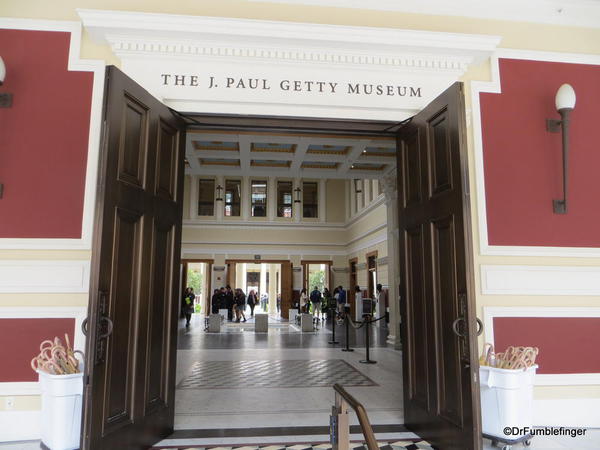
[187,268,203,294]
[308,270,325,291]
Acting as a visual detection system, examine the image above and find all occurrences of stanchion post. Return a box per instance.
[341,305,353,352]
[328,309,339,345]
[360,314,376,364]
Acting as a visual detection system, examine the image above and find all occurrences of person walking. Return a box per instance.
[336,285,347,320]
[309,286,322,321]
[183,287,195,327]
[247,290,257,317]
[236,289,247,322]
[323,287,332,319]
[354,285,362,321]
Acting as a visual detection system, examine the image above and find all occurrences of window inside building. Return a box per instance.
[251,180,267,217]
[224,179,241,217]
[302,181,318,218]
[277,181,293,218]
[198,179,215,216]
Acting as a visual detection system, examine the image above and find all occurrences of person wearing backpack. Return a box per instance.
[309,286,322,321]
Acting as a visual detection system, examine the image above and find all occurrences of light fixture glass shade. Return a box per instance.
[555,83,576,111]
[0,56,5,85]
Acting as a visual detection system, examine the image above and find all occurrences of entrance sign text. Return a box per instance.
[160,74,423,98]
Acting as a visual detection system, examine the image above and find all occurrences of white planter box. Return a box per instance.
[480,365,538,439]
[38,369,84,450]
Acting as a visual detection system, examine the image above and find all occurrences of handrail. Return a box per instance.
[332,383,378,449]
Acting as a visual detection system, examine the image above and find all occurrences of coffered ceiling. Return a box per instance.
[185,130,397,179]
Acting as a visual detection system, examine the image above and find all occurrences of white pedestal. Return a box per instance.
[218,308,228,322]
[208,314,221,332]
[301,313,313,332]
[255,314,268,332]
[289,309,298,324]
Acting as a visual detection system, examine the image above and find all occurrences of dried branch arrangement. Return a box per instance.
[31,334,84,375]
[480,343,538,370]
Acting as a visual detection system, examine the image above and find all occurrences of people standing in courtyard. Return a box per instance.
[355,285,362,320]
[211,289,221,314]
[247,289,257,317]
[235,288,247,322]
[310,286,322,321]
[183,287,195,327]
[225,285,234,321]
[299,288,308,313]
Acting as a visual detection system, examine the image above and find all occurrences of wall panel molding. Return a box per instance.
[0,18,105,250]
[0,260,90,293]
[471,49,600,258]
[481,265,600,296]
[483,306,600,386]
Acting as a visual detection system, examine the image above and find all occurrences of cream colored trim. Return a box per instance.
[481,265,600,296]
[483,306,600,386]
[470,49,600,258]
[0,410,41,441]
[251,0,600,29]
[533,398,600,427]
[0,18,105,251]
[0,260,90,293]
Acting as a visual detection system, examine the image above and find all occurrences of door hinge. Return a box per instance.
[86,375,90,385]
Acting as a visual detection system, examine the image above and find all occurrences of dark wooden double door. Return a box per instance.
[83,67,480,450]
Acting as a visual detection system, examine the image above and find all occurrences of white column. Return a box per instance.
[260,263,267,298]
[242,176,250,220]
[190,175,198,219]
[380,172,400,347]
[345,179,351,221]
[294,178,302,223]
[268,264,277,314]
[268,176,276,220]
[350,181,356,217]
[216,175,225,221]
[364,178,372,206]
[319,179,326,222]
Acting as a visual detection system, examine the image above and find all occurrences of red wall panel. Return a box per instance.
[493,317,600,374]
[0,30,93,238]
[0,318,75,382]
[480,59,600,247]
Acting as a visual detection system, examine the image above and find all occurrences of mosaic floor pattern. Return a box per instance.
[177,359,377,389]
[154,440,434,449]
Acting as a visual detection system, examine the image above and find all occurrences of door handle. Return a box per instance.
[475,317,484,336]
[98,316,114,340]
[452,317,467,337]
[81,317,89,336]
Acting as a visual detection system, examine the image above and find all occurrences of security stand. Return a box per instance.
[341,305,353,352]
[359,314,376,364]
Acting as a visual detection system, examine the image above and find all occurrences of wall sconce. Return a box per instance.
[293,187,301,203]
[546,83,576,214]
[0,56,12,108]
[354,178,363,194]
[215,184,223,201]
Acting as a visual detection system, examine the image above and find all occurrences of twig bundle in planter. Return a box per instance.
[480,343,538,370]
[31,334,84,375]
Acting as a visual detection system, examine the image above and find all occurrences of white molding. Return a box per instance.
[470,49,600,259]
[0,306,87,398]
[79,9,499,121]
[0,410,41,442]
[250,0,600,29]
[0,260,90,293]
[0,18,105,251]
[533,398,600,428]
[480,265,600,296]
[483,306,600,386]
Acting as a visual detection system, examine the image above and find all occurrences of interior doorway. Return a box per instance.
[181,259,212,316]
[83,65,481,450]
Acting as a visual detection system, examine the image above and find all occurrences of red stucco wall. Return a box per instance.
[480,58,600,247]
[493,317,600,374]
[0,29,93,238]
[0,318,75,382]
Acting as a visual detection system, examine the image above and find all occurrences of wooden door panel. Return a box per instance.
[397,82,480,450]
[84,66,186,450]
[105,208,141,427]
[118,97,148,187]
[145,221,174,413]
[428,108,453,196]
[431,215,463,427]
